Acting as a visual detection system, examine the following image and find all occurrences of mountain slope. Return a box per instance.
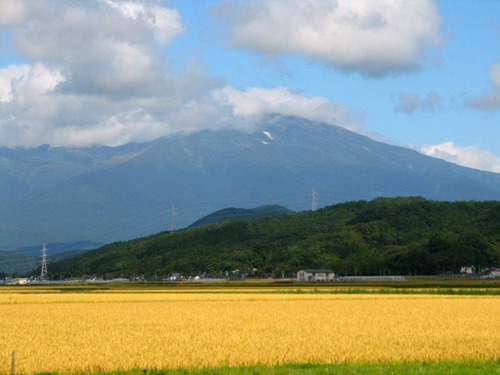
[1,115,500,250]
[45,197,500,278]
[0,241,101,275]
[0,250,38,275]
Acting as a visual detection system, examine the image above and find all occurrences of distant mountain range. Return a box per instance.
[1,115,500,251]
[0,240,101,275]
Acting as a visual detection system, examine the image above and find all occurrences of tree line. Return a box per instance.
[45,197,500,279]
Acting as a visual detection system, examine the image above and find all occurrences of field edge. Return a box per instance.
[30,359,500,375]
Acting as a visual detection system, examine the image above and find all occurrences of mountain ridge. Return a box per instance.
[1,115,499,250]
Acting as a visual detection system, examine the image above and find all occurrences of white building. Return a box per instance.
[6,278,29,285]
[297,269,336,282]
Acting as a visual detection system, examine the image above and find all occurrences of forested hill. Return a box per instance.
[46,197,500,279]
[188,205,292,228]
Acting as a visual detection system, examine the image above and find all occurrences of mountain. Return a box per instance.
[45,197,500,279]
[0,250,38,276]
[13,240,102,256]
[0,241,100,275]
[189,205,292,228]
[1,115,500,250]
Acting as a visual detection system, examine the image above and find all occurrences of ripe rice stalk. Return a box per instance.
[0,292,498,374]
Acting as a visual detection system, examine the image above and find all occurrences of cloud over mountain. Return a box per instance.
[213,86,364,133]
[0,1,498,174]
[0,0,362,148]
[420,142,500,174]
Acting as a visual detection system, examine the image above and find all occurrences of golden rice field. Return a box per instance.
[0,288,499,374]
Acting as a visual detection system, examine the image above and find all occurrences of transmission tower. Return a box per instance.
[170,205,176,232]
[40,243,48,280]
[311,188,317,211]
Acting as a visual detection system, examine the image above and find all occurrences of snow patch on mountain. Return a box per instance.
[262,131,274,140]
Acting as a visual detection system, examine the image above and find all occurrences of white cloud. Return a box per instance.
[420,142,500,173]
[0,0,220,147]
[0,63,65,133]
[102,0,185,45]
[0,64,30,102]
[12,63,65,98]
[213,0,442,77]
[0,0,367,148]
[151,5,186,45]
[9,0,184,96]
[465,63,500,111]
[213,86,363,132]
[0,0,29,26]
[51,110,166,147]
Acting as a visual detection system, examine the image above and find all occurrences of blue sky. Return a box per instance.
[0,0,499,172]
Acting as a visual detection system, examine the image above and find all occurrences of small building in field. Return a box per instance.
[297,269,336,282]
[6,278,29,285]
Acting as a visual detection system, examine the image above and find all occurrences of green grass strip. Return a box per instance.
[33,360,500,375]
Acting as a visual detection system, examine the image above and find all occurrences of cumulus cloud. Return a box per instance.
[11,0,185,96]
[213,0,442,77]
[102,0,185,45]
[0,0,224,147]
[0,68,227,147]
[0,0,404,148]
[0,0,366,148]
[420,142,500,173]
[394,91,442,113]
[465,63,500,111]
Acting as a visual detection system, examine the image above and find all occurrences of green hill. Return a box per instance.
[45,197,500,279]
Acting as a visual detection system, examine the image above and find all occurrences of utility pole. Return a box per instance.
[170,205,176,233]
[41,243,48,280]
[311,188,317,211]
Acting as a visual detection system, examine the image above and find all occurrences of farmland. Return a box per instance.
[0,282,499,374]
